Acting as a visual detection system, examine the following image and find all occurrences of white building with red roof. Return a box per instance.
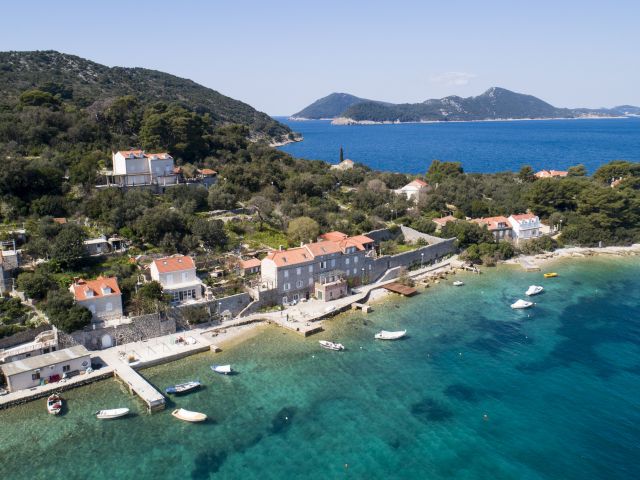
[150,255,203,304]
[239,257,261,276]
[111,149,178,186]
[508,213,542,241]
[395,179,430,201]
[69,277,123,321]
[260,232,375,304]
[535,169,568,179]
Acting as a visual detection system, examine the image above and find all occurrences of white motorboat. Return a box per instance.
[47,394,63,415]
[172,408,207,423]
[319,340,345,351]
[95,408,130,420]
[453,281,464,286]
[210,364,233,375]
[525,285,544,296]
[511,299,534,309]
[375,330,407,340]
[166,380,201,394]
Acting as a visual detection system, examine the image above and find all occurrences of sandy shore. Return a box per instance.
[505,244,640,269]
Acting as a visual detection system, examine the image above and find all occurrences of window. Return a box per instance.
[331,259,336,267]
[293,294,299,301]
[308,278,313,286]
[296,267,302,275]
[106,302,113,312]
[284,283,291,291]
[354,257,358,264]
[353,268,357,275]
[62,365,71,373]
[296,280,303,288]
[317,291,323,300]
[282,296,288,304]
[192,289,196,298]
[182,272,188,282]
[308,265,313,273]
[284,270,289,278]
[32,372,40,381]
[166,274,174,285]
[345,258,350,265]
[320,261,327,269]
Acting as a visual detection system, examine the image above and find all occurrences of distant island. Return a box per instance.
[291,88,640,124]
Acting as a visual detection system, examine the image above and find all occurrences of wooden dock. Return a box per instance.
[113,364,165,412]
[383,282,418,297]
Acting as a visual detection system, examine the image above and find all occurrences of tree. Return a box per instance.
[45,291,92,333]
[17,271,55,301]
[518,165,536,183]
[130,281,169,315]
[287,216,320,245]
[567,164,587,177]
[50,224,88,269]
[426,160,463,184]
[339,146,344,163]
[248,195,274,229]
[191,218,228,251]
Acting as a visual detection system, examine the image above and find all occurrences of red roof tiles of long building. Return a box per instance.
[152,255,195,273]
[472,216,512,231]
[71,277,121,301]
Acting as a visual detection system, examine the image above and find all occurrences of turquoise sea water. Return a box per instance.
[277,117,640,174]
[1,257,639,479]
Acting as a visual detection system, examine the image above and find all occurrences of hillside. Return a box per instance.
[291,92,389,119]
[293,87,631,124]
[0,50,293,143]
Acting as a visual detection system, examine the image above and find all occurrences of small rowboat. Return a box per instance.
[511,299,534,309]
[375,330,407,340]
[210,364,233,375]
[544,272,558,278]
[165,380,201,394]
[47,394,62,415]
[172,408,207,423]
[453,281,464,286]
[95,408,130,420]
[319,340,345,351]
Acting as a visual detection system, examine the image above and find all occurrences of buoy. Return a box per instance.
[285,416,289,421]
[344,464,349,469]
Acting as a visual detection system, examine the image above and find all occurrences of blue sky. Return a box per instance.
[1,0,638,114]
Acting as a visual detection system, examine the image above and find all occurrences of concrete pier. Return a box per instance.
[113,364,165,412]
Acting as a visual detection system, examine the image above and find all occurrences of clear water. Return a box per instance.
[277,117,640,174]
[1,257,639,479]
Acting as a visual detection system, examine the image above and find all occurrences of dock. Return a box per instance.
[383,282,418,296]
[113,364,165,412]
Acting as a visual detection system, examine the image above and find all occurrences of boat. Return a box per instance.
[511,299,534,309]
[95,408,130,420]
[47,394,62,415]
[453,281,464,286]
[318,340,345,351]
[210,364,233,375]
[525,285,544,296]
[165,380,201,394]
[544,272,558,278]
[375,330,407,340]
[172,408,207,423]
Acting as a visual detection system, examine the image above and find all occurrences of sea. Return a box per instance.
[276,117,640,174]
[1,257,639,479]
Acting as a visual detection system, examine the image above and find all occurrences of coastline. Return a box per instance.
[504,244,640,269]
[329,115,629,126]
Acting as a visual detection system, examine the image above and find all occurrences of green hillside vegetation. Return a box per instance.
[292,92,389,119]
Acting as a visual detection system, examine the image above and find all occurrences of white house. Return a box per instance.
[395,179,430,202]
[150,255,203,304]
[508,213,542,241]
[69,277,123,321]
[111,149,178,186]
[1,345,91,392]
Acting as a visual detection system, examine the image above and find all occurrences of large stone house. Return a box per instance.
[472,216,514,241]
[508,214,542,242]
[110,149,178,187]
[150,255,203,304]
[70,277,123,322]
[260,232,375,305]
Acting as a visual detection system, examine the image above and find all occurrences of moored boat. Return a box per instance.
[172,408,207,422]
[318,340,345,351]
[95,408,130,420]
[210,364,233,375]
[526,285,544,296]
[47,394,62,415]
[165,380,201,394]
[544,272,558,278]
[375,330,407,340]
[453,281,464,286]
[511,299,534,309]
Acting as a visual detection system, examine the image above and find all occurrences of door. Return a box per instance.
[101,334,113,348]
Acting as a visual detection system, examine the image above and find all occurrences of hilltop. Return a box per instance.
[292,87,633,124]
[291,92,390,119]
[0,50,294,144]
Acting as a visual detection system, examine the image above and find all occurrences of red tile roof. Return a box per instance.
[198,168,217,175]
[318,231,348,242]
[265,233,375,267]
[403,179,428,189]
[472,216,512,231]
[535,170,568,178]
[432,215,457,226]
[240,258,261,269]
[71,277,121,301]
[153,255,196,273]
[266,247,314,267]
[53,217,67,224]
[510,213,538,223]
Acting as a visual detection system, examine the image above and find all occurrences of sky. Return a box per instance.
[1,0,639,115]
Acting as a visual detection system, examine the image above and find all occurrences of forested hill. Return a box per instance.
[291,92,389,119]
[292,87,628,123]
[0,50,293,145]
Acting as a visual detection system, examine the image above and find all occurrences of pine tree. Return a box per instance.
[339,146,344,163]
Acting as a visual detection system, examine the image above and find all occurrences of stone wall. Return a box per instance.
[0,325,50,350]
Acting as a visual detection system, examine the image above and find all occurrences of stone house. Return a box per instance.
[471,216,514,241]
[69,277,123,322]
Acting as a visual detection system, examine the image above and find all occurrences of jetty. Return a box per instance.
[112,364,165,411]
[383,282,418,296]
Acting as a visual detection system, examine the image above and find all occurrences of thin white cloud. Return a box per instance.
[429,72,478,86]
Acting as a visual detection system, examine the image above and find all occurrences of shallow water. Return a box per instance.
[1,257,639,479]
